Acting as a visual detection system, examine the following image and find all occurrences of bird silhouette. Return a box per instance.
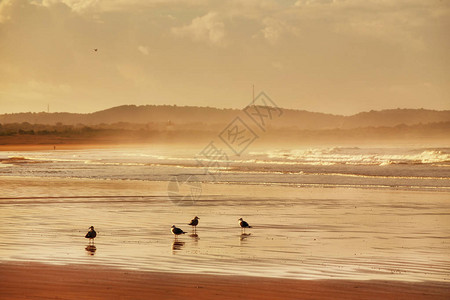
[85,226,97,244]
[238,218,252,233]
[188,216,200,232]
[171,225,186,239]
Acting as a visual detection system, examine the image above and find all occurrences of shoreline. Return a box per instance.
[1,140,449,152]
[0,262,449,300]
[0,143,154,151]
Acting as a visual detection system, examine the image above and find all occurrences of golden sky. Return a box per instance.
[0,0,448,115]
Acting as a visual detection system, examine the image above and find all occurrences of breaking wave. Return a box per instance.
[249,148,450,166]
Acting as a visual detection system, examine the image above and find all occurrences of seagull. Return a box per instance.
[171,225,186,238]
[188,216,200,232]
[238,218,252,233]
[85,226,97,244]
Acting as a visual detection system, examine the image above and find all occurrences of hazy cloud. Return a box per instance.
[0,0,448,114]
[172,12,226,46]
[259,17,300,45]
[261,18,283,44]
[42,0,100,13]
[295,0,335,6]
[137,46,149,55]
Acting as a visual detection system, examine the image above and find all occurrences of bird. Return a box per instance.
[238,218,252,233]
[188,216,200,232]
[171,225,186,238]
[85,226,97,244]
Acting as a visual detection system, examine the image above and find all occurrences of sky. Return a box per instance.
[0,0,449,115]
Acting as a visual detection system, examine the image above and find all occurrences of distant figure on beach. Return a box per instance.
[85,226,97,244]
[171,225,186,238]
[238,218,252,233]
[188,216,200,232]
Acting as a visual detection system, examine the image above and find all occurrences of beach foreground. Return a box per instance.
[0,262,449,300]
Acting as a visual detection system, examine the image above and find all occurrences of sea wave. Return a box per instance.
[249,148,450,166]
[1,147,449,190]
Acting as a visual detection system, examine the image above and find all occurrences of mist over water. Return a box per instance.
[0,146,449,282]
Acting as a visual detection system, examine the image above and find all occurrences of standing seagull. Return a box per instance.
[171,225,186,239]
[188,216,200,232]
[238,218,252,233]
[85,226,97,244]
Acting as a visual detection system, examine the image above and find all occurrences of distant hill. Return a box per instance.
[341,109,450,129]
[0,105,449,130]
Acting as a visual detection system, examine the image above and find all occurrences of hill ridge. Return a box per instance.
[1,105,449,130]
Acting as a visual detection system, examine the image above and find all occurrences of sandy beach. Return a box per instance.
[1,262,449,300]
[1,147,449,298]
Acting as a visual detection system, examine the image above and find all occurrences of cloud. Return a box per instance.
[40,0,206,13]
[0,0,448,114]
[295,0,334,6]
[259,17,300,45]
[171,12,226,46]
[42,0,100,13]
[0,0,36,23]
[271,61,283,70]
[261,18,282,44]
[138,45,149,55]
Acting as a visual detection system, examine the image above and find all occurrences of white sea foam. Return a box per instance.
[249,148,450,166]
[0,147,449,190]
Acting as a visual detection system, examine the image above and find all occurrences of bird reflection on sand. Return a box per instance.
[85,245,97,255]
[189,233,199,241]
[172,240,185,252]
[240,233,252,242]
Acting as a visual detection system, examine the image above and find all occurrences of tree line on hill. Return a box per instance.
[1,105,449,130]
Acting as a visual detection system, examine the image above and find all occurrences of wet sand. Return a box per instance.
[0,262,448,300]
[1,146,450,298]
[1,176,449,282]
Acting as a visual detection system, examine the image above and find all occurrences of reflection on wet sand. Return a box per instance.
[189,233,199,241]
[85,245,97,255]
[240,233,252,242]
[1,176,449,282]
[172,241,185,252]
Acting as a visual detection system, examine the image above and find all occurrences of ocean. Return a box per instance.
[0,146,449,282]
